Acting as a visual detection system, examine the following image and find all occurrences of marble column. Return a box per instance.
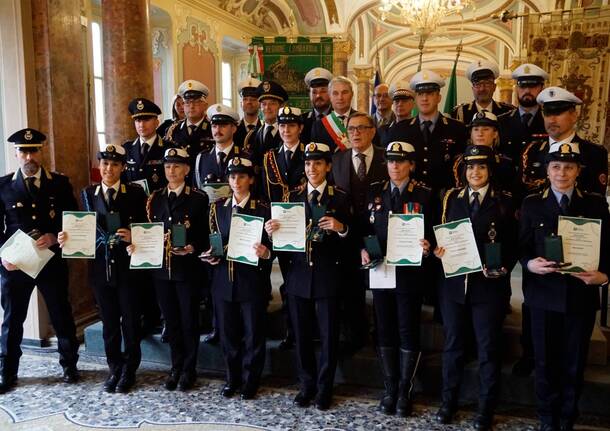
[353,66,374,113]
[30,0,97,337]
[102,0,154,146]
[333,39,354,77]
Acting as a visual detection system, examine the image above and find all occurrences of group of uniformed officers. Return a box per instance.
[0,58,608,431]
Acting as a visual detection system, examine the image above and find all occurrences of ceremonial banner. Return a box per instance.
[251,37,333,111]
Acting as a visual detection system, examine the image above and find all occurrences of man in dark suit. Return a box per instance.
[520,87,608,196]
[265,142,352,410]
[165,80,214,173]
[143,147,209,392]
[386,70,467,197]
[519,142,609,431]
[452,60,513,125]
[331,112,388,353]
[310,76,357,152]
[234,78,262,149]
[246,80,288,169]
[0,128,80,393]
[301,67,334,146]
[122,97,171,193]
[498,63,548,166]
[63,144,147,393]
[372,84,396,128]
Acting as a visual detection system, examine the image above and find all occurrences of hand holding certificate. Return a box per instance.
[434,218,482,278]
[227,213,264,266]
[557,216,601,273]
[61,211,96,259]
[386,214,425,266]
[0,229,55,279]
[129,222,164,269]
[270,202,306,252]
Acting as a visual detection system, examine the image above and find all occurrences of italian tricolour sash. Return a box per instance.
[321,112,349,151]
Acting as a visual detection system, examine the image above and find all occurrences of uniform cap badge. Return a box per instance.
[263,82,271,92]
[24,130,33,141]
[168,148,177,156]
[136,100,144,111]
[308,143,317,151]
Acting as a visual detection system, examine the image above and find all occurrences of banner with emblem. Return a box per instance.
[250,36,333,111]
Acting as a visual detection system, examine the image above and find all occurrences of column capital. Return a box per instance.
[333,38,354,58]
[353,65,374,82]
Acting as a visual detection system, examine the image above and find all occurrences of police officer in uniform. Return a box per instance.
[498,63,548,164]
[165,80,214,173]
[332,112,388,353]
[0,128,80,392]
[158,94,185,139]
[234,78,262,149]
[435,145,518,430]
[265,142,351,410]
[362,141,435,417]
[452,60,514,125]
[260,106,307,350]
[378,81,415,146]
[194,104,243,190]
[201,157,272,400]
[61,144,147,393]
[521,87,608,196]
[385,70,467,197]
[301,67,334,146]
[136,147,210,391]
[123,97,170,193]
[519,142,609,431]
[246,80,288,168]
[452,111,519,197]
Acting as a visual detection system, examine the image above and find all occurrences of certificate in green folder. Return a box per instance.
[62,211,97,259]
[227,213,264,266]
[386,213,425,266]
[433,218,482,278]
[129,222,164,269]
[557,215,602,273]
[270,202,306,252]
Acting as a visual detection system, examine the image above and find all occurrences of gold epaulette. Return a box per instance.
[164,121,180,143]
[441,187,460,223]
[250,199,256,209]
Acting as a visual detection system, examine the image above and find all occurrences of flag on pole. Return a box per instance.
[248,45,264,79]
[371,51,383,115]
[443,40,463,114]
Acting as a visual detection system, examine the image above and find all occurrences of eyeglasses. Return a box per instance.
[183,98,205,105]
[347,125,374,133]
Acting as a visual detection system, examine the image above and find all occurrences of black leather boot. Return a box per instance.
[377,346,398,415]
[396,349,421,417]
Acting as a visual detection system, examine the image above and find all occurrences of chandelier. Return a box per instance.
[379,0,472,37]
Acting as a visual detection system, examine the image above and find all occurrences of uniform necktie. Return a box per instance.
[285,149,292,168]
[422,120,432,144]
[470,191,480,218]
[264,125,274,148]
[560,194,569,215]
[247,124,255,131]
[106,188,116,207]
[338,115,346,125]
[309,189,320,206]
[391,187,402,213]
[26,177,38,199]
[356,153,367,181]
[218,152,227,172]
[141,142,149,157]
[232,204,241,215]
[521,113,532,128]
[188,124,197,135]
[168,191,177,205]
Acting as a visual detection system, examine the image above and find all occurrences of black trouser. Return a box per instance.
[440,294,506,411]
[214,294,266,389]
[92,278,141,375]
[520,302,534,359]
[530,306,596,426]
[277,254,293,338]
[154,279,200,374]
[340,266,368,346]
[138,272,161,332]
[373,289,422,351]
[0,264,79,375]
[289,294,339,395]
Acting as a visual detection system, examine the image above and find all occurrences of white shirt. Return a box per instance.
[168,182,186,197]
[22,168,42,188]
[469,183,489,204]
[102,180,121,203]
[283,142,300,154]
[231,193,251,209]
[549,131,576,146]
[475,101,493,112]
[264,122,279,138]
[306,180,348,237]
[352,144,374,175]
[186,117,206,134]
[215,143,234,163]
[140,135,157,151]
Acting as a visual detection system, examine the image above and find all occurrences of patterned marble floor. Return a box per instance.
[0,352,604,431]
